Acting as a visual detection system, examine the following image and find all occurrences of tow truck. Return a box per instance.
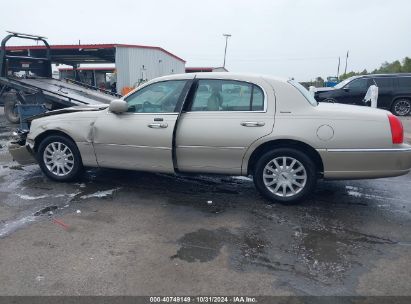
[0,31,119,123]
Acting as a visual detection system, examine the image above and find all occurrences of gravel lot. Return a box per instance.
[0,108,411,296]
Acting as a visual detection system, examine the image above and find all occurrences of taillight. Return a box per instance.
[388,114,404,144]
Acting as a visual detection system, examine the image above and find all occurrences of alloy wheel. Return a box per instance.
[394,100,411,116]
[43,142,75,177]
[263,156,307,198]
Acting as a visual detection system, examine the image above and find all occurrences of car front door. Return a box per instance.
[176,78,274,175]
[92,79,191,173]
[341,78,372,105]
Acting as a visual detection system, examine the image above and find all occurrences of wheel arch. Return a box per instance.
[246,139,324,176]
[390,96,411,107]
[33,130,77,153]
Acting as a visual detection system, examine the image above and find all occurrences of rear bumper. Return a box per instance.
[8,143,36,165]
[319,145,411,179]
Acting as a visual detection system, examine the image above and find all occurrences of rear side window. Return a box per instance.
[398,77,411,88]
[252,87,264,111]
[189,79,264,112]
[374,78,394,88]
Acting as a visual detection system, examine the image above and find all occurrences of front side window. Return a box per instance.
[189,79,264,112]
[345,78,368,90]
[125,80,186,113]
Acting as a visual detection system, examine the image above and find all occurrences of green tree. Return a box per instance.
[339,56,410,81]
[402,57,411,72]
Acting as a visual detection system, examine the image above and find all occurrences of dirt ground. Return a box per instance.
[0,108,411,296]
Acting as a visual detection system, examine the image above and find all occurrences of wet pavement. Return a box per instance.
[0,108,411,296]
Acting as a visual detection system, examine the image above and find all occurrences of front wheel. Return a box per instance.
[253,148,317,204]
[391,99,411,116]
[322,98,337,103]
[37,135,83,182]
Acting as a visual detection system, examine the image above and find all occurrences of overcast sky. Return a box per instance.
[1,0,410,81]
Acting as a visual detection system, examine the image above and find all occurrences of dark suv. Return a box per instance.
[314,74,411,116]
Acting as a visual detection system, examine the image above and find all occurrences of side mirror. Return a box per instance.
[109,99,128,114]
[343,87,350,92]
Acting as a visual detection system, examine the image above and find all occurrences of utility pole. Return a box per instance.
[344,50,349,75]
[223,34,232,68]
[337,57,341,80]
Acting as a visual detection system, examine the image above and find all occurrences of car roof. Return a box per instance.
[361,73,411,78]
[153,72,291,84]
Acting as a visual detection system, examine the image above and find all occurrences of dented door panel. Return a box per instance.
[92,111,177,172]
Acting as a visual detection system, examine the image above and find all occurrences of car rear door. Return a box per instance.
[92,78,192,173]
[372,77,394,109]
[175,77,274,175]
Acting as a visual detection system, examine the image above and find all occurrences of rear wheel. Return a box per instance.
[4,99,20,123]
[37,135,83,182]
[253,148,317,204]
[391,98,411,116]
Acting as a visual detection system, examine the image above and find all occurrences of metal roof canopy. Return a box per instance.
[5,44,185,66]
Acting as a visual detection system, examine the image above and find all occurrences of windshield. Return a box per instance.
[288,80,318,106]
[334,76,360,89]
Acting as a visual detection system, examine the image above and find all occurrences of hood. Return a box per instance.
[27,104,109,122]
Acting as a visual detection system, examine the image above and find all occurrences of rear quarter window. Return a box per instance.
[398,77,411,88]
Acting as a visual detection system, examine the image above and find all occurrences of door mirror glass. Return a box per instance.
[109,99,128,114]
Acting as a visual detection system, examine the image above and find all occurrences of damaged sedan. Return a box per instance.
[9,73,411,203]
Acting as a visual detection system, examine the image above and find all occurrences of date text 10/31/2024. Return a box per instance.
[149,296,257,303]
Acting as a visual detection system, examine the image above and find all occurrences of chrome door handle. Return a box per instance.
[241,121,265,127]
[148,123,168,128]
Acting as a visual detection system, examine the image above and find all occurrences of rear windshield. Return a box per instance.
[288,80,318,106]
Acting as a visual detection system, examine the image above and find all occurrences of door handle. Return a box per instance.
[148,123,168,128]
[240,121,265,127]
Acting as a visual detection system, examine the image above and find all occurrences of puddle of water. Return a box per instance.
[0,214,36,238]
[171,228,235,263]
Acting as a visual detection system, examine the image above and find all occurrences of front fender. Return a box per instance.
[27,112,100,167]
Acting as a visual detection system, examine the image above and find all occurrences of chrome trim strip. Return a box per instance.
[327,148,411,153]
[95,143,171,150]
[178,145,245,150]
[183,110,266,114]
[106,110,178,116]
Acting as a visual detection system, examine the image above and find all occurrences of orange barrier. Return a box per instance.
[121,86,134,96]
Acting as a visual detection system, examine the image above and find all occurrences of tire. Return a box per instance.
[391,98,411,116]
[4,99,20,124]
[322,98,337,103]
[253,148,317,204]
[37,135,83,182]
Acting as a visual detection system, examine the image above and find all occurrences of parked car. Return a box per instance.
[9,73,411,204]
[314,73,411,116]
